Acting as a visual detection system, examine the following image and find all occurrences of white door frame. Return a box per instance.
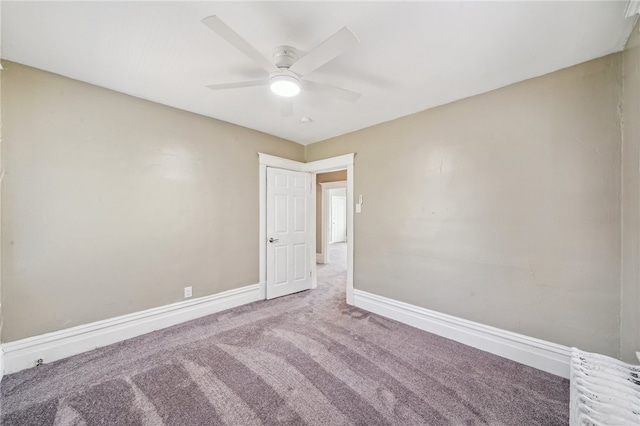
[319,180,347,264]
[259,153,355,305]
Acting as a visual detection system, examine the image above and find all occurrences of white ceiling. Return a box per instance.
[2,1,638,145]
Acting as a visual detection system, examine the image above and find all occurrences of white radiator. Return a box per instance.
[570,347,640,425]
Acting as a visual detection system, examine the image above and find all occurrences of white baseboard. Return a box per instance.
[316,253,325,264]
[353,290,571,378]
[2,283,262,376]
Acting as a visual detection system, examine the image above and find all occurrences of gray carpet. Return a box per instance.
[0,243,569,425]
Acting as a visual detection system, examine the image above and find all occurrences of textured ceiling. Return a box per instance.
[2,1,638,145]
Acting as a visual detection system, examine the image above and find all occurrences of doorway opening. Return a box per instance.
[316,172,347,299]
[259,153,355,304]
[317,175,347,268]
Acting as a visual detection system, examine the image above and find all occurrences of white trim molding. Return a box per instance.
[2,283,262,375]
[353,289,571,378]
[625,0,640,18]
[258,153,307,171]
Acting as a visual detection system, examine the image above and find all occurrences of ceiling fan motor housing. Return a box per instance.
[272,46,298,68]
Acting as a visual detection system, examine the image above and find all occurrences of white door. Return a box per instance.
[266,167,312,299]
[331,196,347,243]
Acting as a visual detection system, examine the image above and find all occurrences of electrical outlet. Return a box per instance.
[184,286,192,298]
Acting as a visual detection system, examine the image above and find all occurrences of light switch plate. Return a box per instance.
[356,204,362,213]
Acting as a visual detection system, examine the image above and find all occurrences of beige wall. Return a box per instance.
[1,61,304,342]
[2,39,637,361]
[621,19,640,363]
[316,170,347,254]
[306,54,623,357]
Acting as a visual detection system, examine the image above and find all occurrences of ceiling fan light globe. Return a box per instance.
[270,74,301,97]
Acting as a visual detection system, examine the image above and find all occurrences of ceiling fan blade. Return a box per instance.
[202,16,279,74]
[289,27,358,77]
[206,80,267,91]
[301,80,361,103]
[281,98,293,117]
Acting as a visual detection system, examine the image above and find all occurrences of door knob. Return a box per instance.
[268,237,279,243]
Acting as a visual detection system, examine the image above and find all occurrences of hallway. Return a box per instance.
[316,242,346,289]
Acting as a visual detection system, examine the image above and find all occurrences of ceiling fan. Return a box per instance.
[201,16,361,116]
